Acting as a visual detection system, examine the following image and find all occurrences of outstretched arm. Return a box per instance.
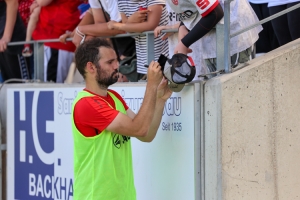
[77,8,125,37]
[154,22,180,40]
[175,4,224,54]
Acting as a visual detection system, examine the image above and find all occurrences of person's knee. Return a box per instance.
[30,7,41,20]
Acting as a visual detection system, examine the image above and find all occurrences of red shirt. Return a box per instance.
[18,0,34,27]
[74,89,129,137]
[32,0,81,52]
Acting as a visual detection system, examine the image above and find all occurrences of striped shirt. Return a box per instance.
[118,0,169,74]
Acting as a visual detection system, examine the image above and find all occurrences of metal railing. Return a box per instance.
[6,2,300,79]
[7,29,177,82]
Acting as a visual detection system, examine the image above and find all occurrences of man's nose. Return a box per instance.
[114,61,119,70]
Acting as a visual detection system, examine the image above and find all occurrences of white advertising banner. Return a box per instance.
[6,84,196,200]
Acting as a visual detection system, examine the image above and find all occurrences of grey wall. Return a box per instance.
[204,39,300,200]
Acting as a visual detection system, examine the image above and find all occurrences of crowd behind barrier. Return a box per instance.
[1,1,299,85]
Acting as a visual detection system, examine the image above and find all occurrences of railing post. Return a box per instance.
[216,0,231,73]
[146,32,155,64]
[33,41,44,81]
[216,24,225,72]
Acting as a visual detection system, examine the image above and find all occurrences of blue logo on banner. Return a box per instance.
[13,91,73,200]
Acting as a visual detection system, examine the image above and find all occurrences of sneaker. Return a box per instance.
[22,46,32,57]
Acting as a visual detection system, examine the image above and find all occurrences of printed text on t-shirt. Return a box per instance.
[196,0,210,9]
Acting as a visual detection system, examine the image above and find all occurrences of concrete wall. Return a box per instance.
[204,39,300,200]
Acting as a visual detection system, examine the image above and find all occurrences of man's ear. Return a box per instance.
[86,62,96,74]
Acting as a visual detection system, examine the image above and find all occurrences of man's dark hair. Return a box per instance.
[75,38,113,78]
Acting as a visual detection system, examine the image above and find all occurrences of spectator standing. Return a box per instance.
[248,0,279,55]
[32,0,82,83]
[268,0,300,46]
[0,0,30,81]
[164,0,262,73]
[108,0,169,76]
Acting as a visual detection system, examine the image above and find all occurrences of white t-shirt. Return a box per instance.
[167,0,262,59]
[268,0,300,7]
[88,0,121,22]
[166,4,208,80]
[118,0,169,74]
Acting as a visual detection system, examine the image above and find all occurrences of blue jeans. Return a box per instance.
[0,70,3,83]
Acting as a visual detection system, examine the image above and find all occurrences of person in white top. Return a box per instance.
[164,0,262,73]
[247,0,279,55]
[154,4,208,80]
[268,0,300,46]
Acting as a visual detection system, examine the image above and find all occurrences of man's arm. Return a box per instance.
[123,77,172,142]
[106,61,163,138]
[77,8,124,37]
[137,77,172,142]
[108,4,163,33]
[175,4,224,54]
[0,0,18,52]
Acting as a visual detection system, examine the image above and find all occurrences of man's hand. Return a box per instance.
[107,20,117,30]
[0,37,9,52]
[127,10,150,23]
[59,31,72,44]
[157,77,172,101]
[154,25,165,37]
[147,61,163,87]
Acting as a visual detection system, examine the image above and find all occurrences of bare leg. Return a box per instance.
[25,6,41,42]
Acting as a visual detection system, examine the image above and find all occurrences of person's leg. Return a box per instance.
[261,3,279,51]
[287,2,300,41]
[23,6,41,57]
[56,49,74,83]
[25,6,41,42]
[43,46,51,81]
[47,48,58,82]
[250,3,270,53]
[269,4,292,46]
[0,52,30,81]
[0,70,3,83]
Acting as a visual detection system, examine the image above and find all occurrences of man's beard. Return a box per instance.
[95,64,119,89]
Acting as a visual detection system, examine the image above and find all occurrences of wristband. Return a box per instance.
[75,27,86,45]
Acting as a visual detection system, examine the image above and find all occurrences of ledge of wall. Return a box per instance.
[204,38,300,200]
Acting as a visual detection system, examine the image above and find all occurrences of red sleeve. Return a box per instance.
[74,97,119,137]
[108,89,129,110]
